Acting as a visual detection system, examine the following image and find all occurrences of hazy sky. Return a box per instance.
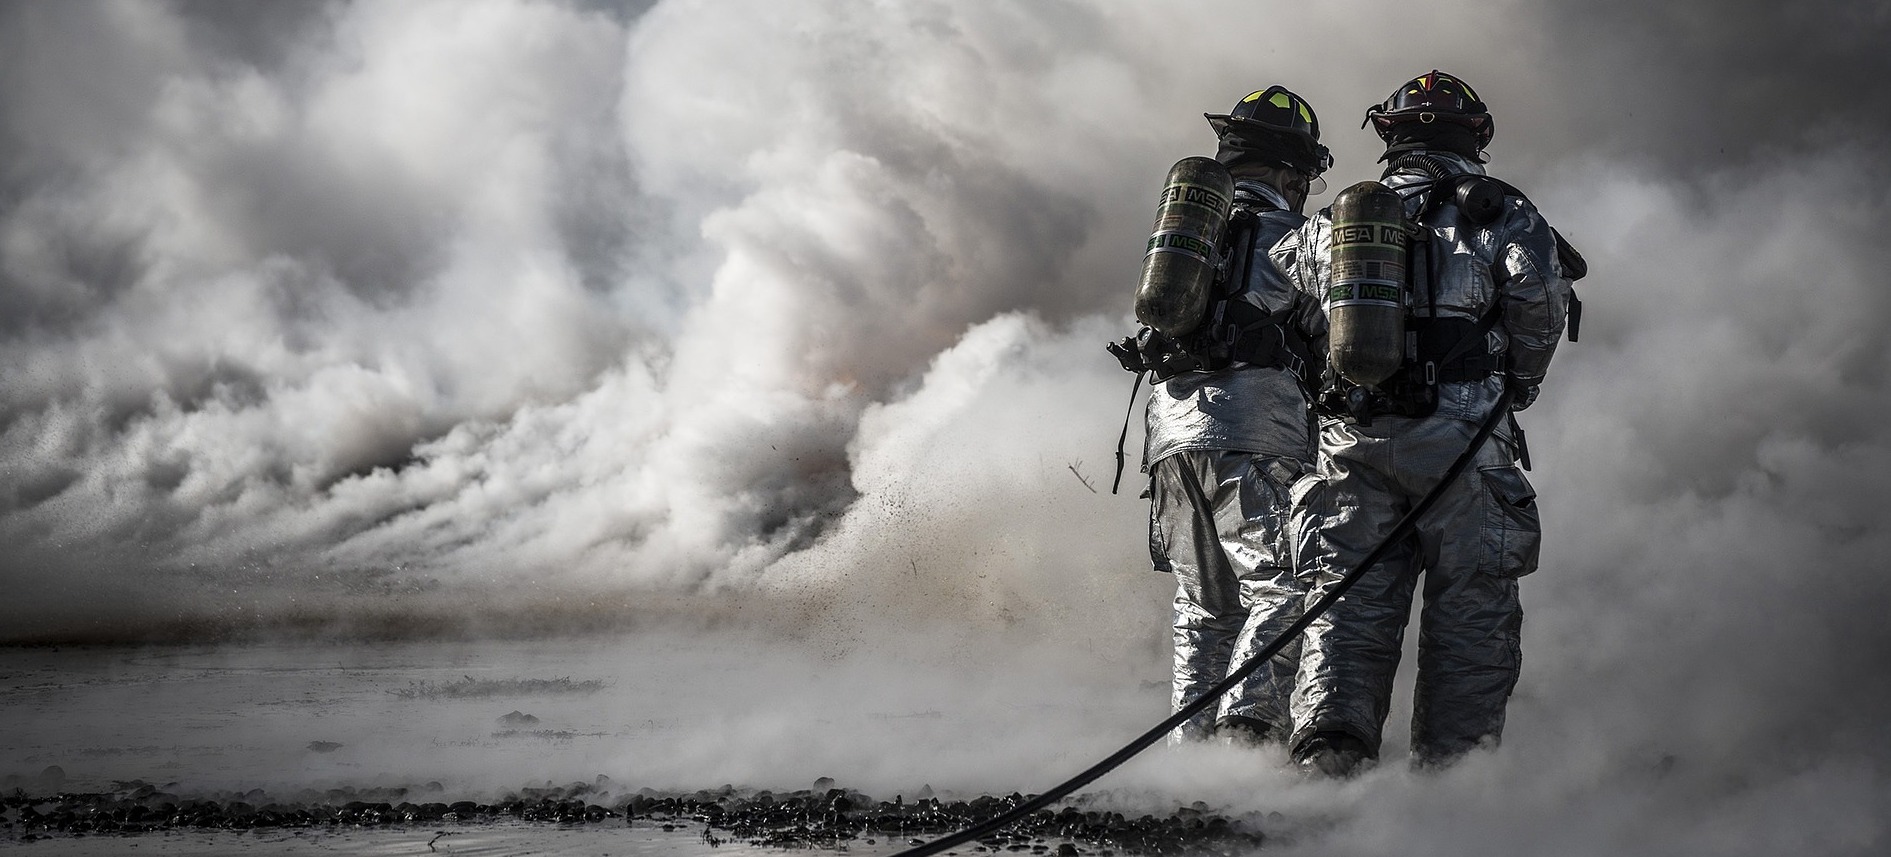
[2,1,1888,852]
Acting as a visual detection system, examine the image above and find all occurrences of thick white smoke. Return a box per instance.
[3,0,1890,853]
[0,1,1164,638]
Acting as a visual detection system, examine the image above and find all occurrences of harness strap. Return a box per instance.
[1216,300,1314,380]
[1419,303,1507,380]
[1508,411,1532,471]
[1109,370,1146,495]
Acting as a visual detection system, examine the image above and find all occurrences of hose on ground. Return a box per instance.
[888,390,1515,857]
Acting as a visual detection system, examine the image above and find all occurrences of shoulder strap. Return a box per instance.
[1215,205,1261,299]
[1110,370,1146,494]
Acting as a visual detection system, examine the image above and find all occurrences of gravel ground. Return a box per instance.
[1,779,1276,855]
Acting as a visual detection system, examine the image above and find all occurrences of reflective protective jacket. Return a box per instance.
[1269,151,1574,421]
[1144,181,1319,467]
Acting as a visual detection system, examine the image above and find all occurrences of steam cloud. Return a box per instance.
[3,0,1890,853]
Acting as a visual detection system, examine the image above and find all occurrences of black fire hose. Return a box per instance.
[888,390,1516,857]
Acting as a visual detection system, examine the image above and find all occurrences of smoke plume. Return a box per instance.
[2,0,1889,852]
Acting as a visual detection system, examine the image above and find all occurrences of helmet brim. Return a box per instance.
[1204,113,1279,138]
[1205,114,1332,175]
[1366,108,1493,153]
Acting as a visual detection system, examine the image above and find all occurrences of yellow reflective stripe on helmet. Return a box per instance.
[1265,91,1315,125]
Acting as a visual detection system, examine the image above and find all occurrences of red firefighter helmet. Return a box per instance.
[1363,70,1493,152]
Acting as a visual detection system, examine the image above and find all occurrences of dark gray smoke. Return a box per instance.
[1527,0,1891,172]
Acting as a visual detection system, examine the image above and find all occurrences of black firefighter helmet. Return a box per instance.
[1205,85,1333,176]
[1364,70,1494,160]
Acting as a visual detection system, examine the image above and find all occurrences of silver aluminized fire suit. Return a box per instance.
[1268,150,1572,765]
[1146,181,1319,743]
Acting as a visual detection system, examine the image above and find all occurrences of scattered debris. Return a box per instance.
[1068,461,1098,494]
[0,779,1272,855]
[633,787,1267,855]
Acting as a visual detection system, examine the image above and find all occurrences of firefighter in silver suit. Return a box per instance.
[1144,87,1331,746]
[1268,71,1575,773]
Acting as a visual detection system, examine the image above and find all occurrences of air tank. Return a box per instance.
[1326,181,1412,386]
[1134,157,1235,338]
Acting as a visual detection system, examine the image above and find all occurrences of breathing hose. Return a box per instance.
[888,389,1516,857]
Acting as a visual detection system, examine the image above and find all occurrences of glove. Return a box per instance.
[1506,375,1540,412]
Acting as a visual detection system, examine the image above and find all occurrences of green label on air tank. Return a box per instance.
[1146,231,1215,262]
[1327,282,1403,308]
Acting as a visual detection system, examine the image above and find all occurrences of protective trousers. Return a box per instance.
[1150,449,1306,743]
[1289,409,1540,765]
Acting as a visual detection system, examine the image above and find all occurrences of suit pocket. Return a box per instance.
[1479,465,1541,578]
